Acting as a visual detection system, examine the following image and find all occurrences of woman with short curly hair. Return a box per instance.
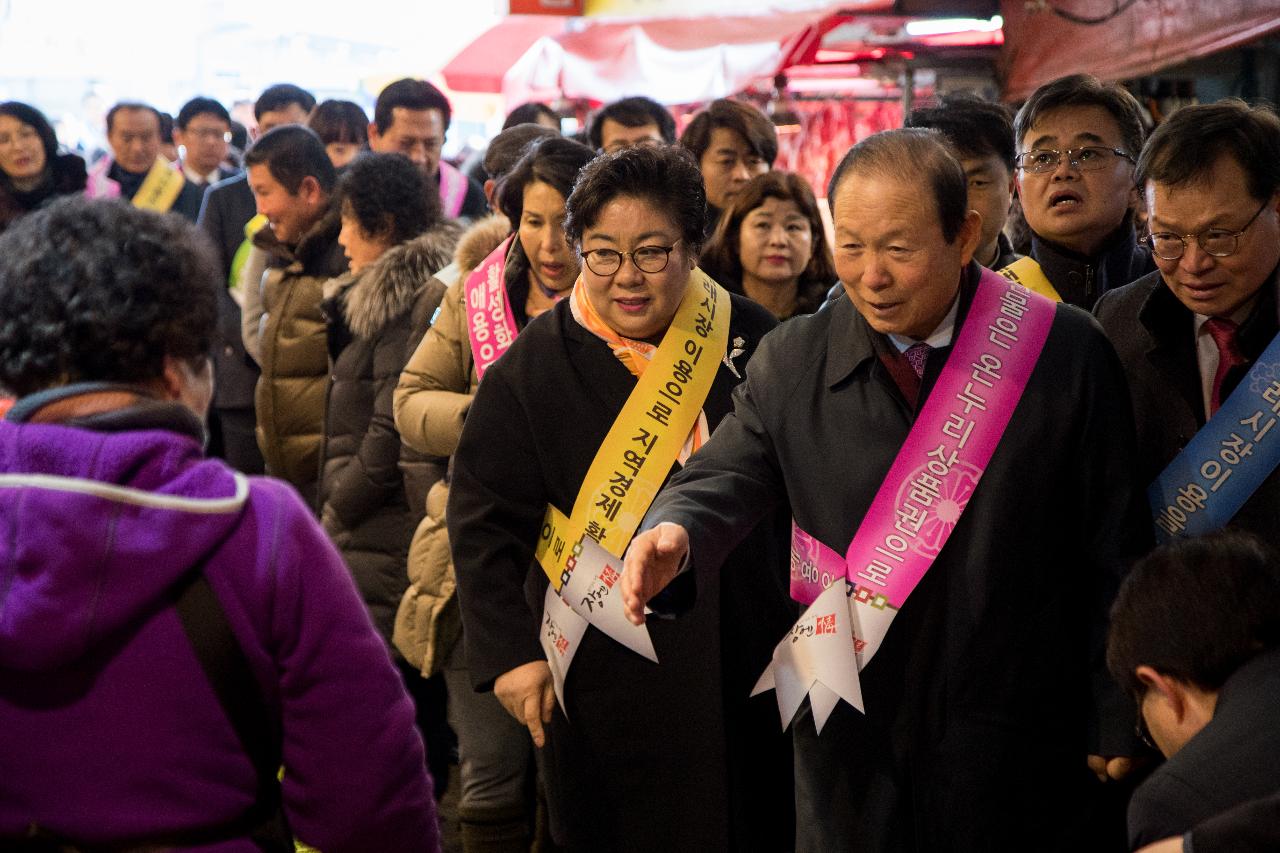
[0,196,438,850]
[447,144,796,851]
[319,153,463,800]
[321,151,462,658]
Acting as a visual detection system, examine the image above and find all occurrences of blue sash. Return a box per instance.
[1149,332,1280,541]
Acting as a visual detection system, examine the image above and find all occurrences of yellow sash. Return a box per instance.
[131,156,186,213]
[228,214,270,288]
[997,256,1061,303]
[535,269,731,591]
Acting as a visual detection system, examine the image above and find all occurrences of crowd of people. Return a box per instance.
[0,68,1278,853]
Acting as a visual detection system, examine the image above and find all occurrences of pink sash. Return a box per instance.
[756,268,1058,728]
[84,157,121,200]
[465,236,519,379]
[439,160,468,219]
[790,268,1056,609]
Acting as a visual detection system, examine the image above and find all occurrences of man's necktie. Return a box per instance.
[1205,317,1248,415]
[904,342,931,379]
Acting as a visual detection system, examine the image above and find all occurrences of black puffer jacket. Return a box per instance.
[319,222,461,642]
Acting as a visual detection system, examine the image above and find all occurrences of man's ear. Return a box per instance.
[1136,665,1189,722]
[367,121,381,147]
[297,175,323,206]
[483,178,497,209]
[957,209,983,265]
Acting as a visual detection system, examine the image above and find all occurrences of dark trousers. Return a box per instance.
[398,658,455,801]
[208,406,264,475]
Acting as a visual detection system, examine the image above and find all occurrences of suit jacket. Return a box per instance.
[197,173,260,411]
[448,292,795,852]
[198,173,257,277]
[1188,789,1280,853]
[1126,648,1280,847]
[648,263,1150,852]
[1094,265,1280,551]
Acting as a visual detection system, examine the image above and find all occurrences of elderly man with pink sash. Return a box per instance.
[623,128,1149,852]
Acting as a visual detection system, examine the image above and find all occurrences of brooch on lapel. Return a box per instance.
[723,336,746,378]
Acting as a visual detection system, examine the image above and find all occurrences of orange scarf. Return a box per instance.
[569,277,710,464]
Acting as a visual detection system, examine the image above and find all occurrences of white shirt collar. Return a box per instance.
[887,292,961,353]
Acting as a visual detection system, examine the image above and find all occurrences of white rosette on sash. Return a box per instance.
[752,272,1057,734]
[542,537,658,711]
[753,583,867,734]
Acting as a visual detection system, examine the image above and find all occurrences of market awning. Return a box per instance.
[443,1,900,104]
[510,8,881,104]
[440,15,568,94]
[1000,0,1280,100]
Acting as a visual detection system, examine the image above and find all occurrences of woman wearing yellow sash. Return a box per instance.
[448,145,796,852]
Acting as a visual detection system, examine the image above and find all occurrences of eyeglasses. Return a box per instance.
[1134,705,1157,752]
[186,128,232,143]
[1142,200,1271,261]
[1014,146,1134,174]
[582,240,681,276]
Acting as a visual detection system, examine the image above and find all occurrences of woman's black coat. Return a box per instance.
[448,290,797,851]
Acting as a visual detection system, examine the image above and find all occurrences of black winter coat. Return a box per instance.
[319,224,459,643]
[448,291,796,852]
[1029,214,1155,310]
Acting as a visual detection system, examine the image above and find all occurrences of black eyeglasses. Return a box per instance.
[1014,146,1134,174]
[582,240,681,276]
[1135,712,1157,751]
[1143,200,1271,261]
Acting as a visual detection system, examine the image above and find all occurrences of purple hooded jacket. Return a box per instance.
[0,401,439,851]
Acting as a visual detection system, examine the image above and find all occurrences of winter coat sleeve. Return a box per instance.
[240,248,270,364]
[446,364,548,690]
[322,315,419,530]
[394,278,475,459]
[644,331,790,576]
[250,481,438,852]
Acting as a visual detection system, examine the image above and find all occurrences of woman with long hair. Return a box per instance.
[0,101,87,233]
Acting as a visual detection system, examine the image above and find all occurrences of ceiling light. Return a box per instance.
[904,15,1003,37]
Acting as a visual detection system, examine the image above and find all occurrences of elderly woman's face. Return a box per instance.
[338,209,391,275]
[580,195,694,342]
[0,115,47,186]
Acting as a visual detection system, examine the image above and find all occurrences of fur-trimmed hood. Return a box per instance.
[328,221,463,340]
[455,213,511,278]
